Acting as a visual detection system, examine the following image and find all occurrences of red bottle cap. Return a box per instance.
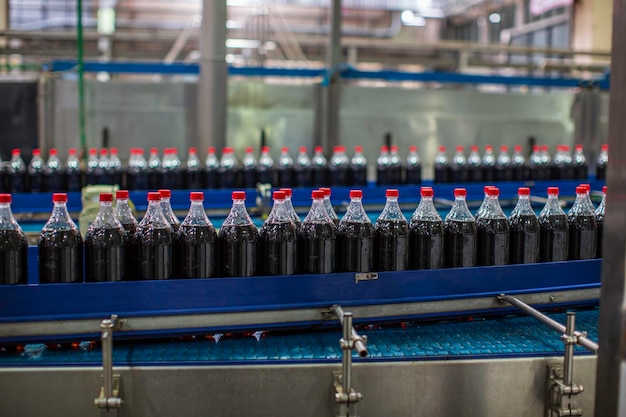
[100,193,113,202]
[456,145,464,152]
[500,145,508,152]
[575,144,583,151]
[533,145,540,152]
[381,146,389,152]
[150,147,159,154]
[350,189,363,199]
[485,145,493,151]
[355,146,363,153]
[188,147,197,154]
[320,187,331,197]
[487,187,500,197]
[514,145,522,152]
[454,188,467,197]
[420,187,434,198]
[279,188,293,197]
[273,191,286,200]
[579,184,590,192]
[576,186,586,194]
[52,193,68,203]
[409,145,417,152]
[69,148,77,155]
[386,189,399,198]
[261,146,270,153]
[100,149,108,156]
[159,189,171,198]
[438,145,446,152]
[541,145,549,151]
[0,194,11,203]
[547,187,559,195]
[470,145,479,152]
[314,146,323,153]
[299,146,308,153]
[232,191,246,200]
[556,145,563,151]
[484,185,495,193]
[603,186,607,193]
[32,149,41,156]
[11,149,20,155]
[223,147,233,154]
[518,187,530,196]
[147,192,161,201]
[563,145,570,151]
[116,190,129,199]
[110,148,119,155]
[190,192,204,201]
[137,148,145,154]
[208,147,216,154]
[281,147,289,153]
[312,190,324,199]
[245,147,253,153]
[601,144,608,151]
[390,145,398,152]
[48,149,57,156]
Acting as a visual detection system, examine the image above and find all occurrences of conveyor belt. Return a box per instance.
[0,307,598,367]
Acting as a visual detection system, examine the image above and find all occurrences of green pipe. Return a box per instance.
[77,0,87,158]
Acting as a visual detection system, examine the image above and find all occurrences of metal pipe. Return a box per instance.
[342,312,352,397]
[101,319,114,401]
[332,305,368,357]
[563,312,576,386]
[498,294,599,353]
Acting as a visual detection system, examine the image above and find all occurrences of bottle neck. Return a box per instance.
[343,197,370,223]
[379,197,406,222]
[596,194,606,214]
[141,200,170,227]
[114,198,136,222]
[482,195,506,219]
[413,196,441,222]
[512,195,534,215]
[44,202,77,231]
[0,203,19,229]
[182,201,211,226]
[267,200,291,223]
[541,194,565,216]
[446,196,474,222]
[303,198,332,223]
[92,201,120,228]
[223,200,254,227]
[160,198,180,224]
[570,193,595,215]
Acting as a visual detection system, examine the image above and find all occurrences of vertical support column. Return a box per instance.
[318,0,342,151]
[197,0,227,151]
[0,0,8,70]
[594,0,626,414]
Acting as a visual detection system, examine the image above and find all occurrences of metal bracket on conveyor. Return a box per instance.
[323,305,368,417]
[94,315,124,413]
[497,294,599,417]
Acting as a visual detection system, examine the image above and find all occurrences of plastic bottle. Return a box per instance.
[405,145,421,184]
[443,188,476,268]
[495,145,512,182]
[350,146,368,186]
[276,147,294,188]
[175,192,217,278]
[567,185,598,260]
[184,147,205,190]
[538,187,569,262]
[205,147,219,189]
[573,144,588,180]
[257,146,275,185]
[596,144,608,180]
[161,148,183,190]
[279,188,301,229]
[319,187,340,227]
[65,148,83,192]
[7,149,26,193]
[98,149,113,185]
[294,146,312,188]
[475,185,496,219]
[27,149,44,192]
[337,189,374,272]
[0,194,27,284]
[258,190,297,275]
[328,146,350,186]
[376,146,390,186]
[409,187,443,269]
[136,192,173,280]
[147,147,162,189]
[508,187,539,264]
[374,189,408,271]
[42,149,63,192]
[450,145,468,183]
[467,145,482,182]
[38,193,83,283]
[433,146,449,183]
[528,145,542,181]
[311,146,328,187]
[109,148,123,185]
[560,145,574,180]
[481,145,496,182]
[241,147,258,188]
[219,191,258,277]
[595,186,606,258]
[388,145,402,185]
[475,187,509,266]
[551,145,564,179]
[511,145,526,181]
[84,193,126,282]
[159,189,180,232]
[218,147,240,189]
[114,190,138,280]
[540,145,552,180]
[578,183,595,212]
[126,148,149,191]
[297,189,336,274]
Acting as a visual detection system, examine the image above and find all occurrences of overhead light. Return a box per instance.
[489,13,502,23]
[226,20,245,30]
[226,39,261,49]
[401,10,427,27]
